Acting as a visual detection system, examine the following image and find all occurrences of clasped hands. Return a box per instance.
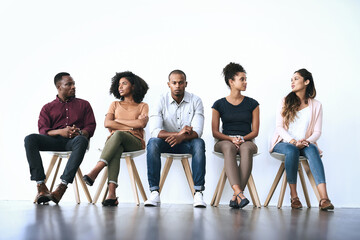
[290,138,310,149]
[295,139,310,149]
[60,125,81,138]
[165,125,193,147]
[231,136,244,149]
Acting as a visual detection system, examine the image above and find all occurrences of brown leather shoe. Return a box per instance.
[36,183,51,204]
[291,197,303,209]
[50,184,68,204]
[319,198,334,211]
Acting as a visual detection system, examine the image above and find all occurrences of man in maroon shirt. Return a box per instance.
[24,72,96,204]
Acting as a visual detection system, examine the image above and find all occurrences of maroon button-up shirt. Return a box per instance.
[38,96,96,138]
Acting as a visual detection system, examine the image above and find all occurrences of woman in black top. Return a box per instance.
[212,62,260,209]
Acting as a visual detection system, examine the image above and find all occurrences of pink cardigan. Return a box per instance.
[269,98,323,153]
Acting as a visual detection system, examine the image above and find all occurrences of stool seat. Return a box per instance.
[160,153,192,158]
[210,151,261,208]
[45,151,72,157]
[159,153,195,195]
[92,150,147,205]
[270,152,307,161]
[264,152,321,208]
[212,151,260,160]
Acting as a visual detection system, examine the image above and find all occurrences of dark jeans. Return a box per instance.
[24,134,89,183]
[146,137,206,191]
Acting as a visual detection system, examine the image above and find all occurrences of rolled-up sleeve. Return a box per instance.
[191,97,204,138]
[82,102,97,138]
[149,99,163,138]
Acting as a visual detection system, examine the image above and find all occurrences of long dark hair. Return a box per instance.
[282,68,316,128]
[109,71,149,103]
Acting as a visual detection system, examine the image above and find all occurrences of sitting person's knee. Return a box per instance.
[147,138,163,150]
[73,135,88,148]
[24,134,38,146]
[192,138,205,149]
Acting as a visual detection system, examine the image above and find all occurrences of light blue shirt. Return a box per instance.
[149,91,204,138]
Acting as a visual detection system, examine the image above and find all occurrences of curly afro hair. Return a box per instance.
[109,71,149,103]
[222,62,246,87]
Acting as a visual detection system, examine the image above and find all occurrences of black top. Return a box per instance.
[212,96,259,136]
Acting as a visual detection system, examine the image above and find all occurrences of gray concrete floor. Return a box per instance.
[0,201,359,240]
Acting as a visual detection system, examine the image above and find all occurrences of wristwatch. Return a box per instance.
[78,130,83,136]
[240,136,244,141]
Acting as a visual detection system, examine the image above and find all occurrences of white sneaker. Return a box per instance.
[144,191,161,207]
[193,191,207,208]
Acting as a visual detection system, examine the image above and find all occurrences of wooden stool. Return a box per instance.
[159,153,195,196]
[264,152,321,208]
[210,152,261,208]
[34,151,92,204]
[92,150,147,205]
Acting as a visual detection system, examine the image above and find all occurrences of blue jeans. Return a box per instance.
[24,134,89,183]
[146,137,206,191]
[273,142,326,185]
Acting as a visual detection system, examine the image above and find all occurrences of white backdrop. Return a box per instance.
[0,0,359,207]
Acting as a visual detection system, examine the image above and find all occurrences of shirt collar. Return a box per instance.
[168,91,190,105]
[56,95,75,103]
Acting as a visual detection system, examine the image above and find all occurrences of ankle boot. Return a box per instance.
[36,183,51,204]
[50,184,68,204]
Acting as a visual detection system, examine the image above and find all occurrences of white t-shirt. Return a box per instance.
[287,107,310,141]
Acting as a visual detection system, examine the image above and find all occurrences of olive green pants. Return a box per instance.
[100,131,142,185]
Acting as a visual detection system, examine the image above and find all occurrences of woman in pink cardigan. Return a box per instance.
[270,69,334,211]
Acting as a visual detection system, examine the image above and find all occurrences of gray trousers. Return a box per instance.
[214,140,257,190]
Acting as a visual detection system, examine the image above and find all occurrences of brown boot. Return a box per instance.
[36,183,51,204]
[50,184,68,204]
[290,197,303,209]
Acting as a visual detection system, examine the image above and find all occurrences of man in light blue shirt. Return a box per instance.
[145,70,206,207]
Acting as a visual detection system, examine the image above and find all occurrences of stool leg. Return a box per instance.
[214,168,227,207]
[298,163,311,208]
[50,157,63,192]
[93,168,108,204]
[264,163,285,207]
[76,168,92,203]
[247,174,261,208]
[73,176,80,204]
[301,160,321,201]
[159,157,173,193]
[131,159,147,201]
[181,158,195,196]
[211,168,223,206]
[125,156,140,205]
[277,171,287,209]
[45,155,59,184]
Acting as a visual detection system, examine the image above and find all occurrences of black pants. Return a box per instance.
[24,134,88,183]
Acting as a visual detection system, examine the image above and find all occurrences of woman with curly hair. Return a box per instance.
[83,71,149,206]
[270,68,334,210]
[211,62,259,209]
